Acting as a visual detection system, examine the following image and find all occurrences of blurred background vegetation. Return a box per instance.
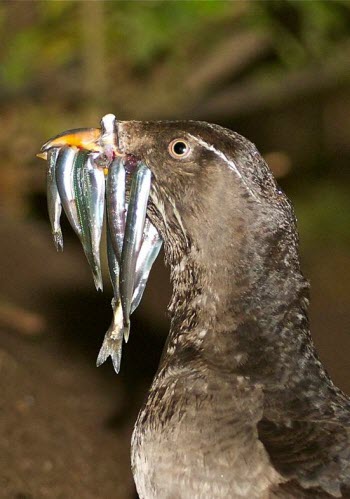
[0,1,349,498]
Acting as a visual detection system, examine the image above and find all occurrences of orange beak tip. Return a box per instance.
[41,128,102,153]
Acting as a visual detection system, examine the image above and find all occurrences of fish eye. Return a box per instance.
[168,139,191,159]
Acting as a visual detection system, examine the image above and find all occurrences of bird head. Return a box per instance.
[41,117,297,280]
[39,116,303,372]
[116,120,296,271]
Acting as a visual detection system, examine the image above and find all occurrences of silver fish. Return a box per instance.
[96,224,125,373]
[47,148,63,251]
[106,158,126,262]
[55,147,82,238]
[120,163,151,340]
[131,221,162,314]
[82,154,105,286]
[73,150,103,291]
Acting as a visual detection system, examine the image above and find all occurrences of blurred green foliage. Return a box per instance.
[1,1,350,95]
[0,0,349,254]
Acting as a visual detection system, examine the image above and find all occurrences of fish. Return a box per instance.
[97,210,162,371]
[55,147,83,238]
[39,117,163,373]
[106,158,127,262]
[82,154,105,286]
[131,220,162,313]
[120,163,151,341]
[46,148,63,251]
[96,224,124,373]
[73,150,103,291]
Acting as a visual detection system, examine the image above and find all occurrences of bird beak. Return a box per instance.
[38,114,124,162]
[38,128,102,160]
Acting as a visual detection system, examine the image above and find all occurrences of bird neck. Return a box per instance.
[160,234,348,420]
[165,242,310,371]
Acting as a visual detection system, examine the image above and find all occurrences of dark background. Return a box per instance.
[0,1,349,498]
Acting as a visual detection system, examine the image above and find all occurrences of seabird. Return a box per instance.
[40,119,350,498]
[116,120,350,499]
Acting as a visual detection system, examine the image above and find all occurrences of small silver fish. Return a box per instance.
[120,163,151,340]
[131,221,162,314]
[96,224,125,372]
[73,150,103,291]
[47,148,63,251]
[40,118,164,374]
[55,147,82,238]
[106,158,126,262]
[82,154,105,286]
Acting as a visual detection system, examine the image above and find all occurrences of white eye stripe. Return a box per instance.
[187,133,242,179]
[187,133,260,202]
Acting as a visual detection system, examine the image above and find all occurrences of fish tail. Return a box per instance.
[96,334,122,374]
[91,265,103,292]
[97,301,124,372]
[53,229,64,252]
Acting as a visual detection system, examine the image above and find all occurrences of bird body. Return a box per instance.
[132,367,284,499]
[40,118,350,498]
[114,121,350,498]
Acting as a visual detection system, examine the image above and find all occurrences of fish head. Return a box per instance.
[116,120,294,264]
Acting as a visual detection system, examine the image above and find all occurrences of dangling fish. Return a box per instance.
[73,150,103,291]
[97,228,123,372]
[106,158,127,262]
[131,220,162,314]
[38,115,163,373]
[120,163,151,341]
[46,148,63,251]
[54,147,103,290]
[96,224,124,373]
[98,202,161,373]
[55,147,83,238]
[97,159,128,372]
[82,154,105,289]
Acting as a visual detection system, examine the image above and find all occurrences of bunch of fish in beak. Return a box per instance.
[38,114,162,373]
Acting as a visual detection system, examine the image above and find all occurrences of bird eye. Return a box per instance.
[168,139,190,159]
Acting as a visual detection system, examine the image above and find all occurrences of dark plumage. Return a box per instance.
[116,120,350,498]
